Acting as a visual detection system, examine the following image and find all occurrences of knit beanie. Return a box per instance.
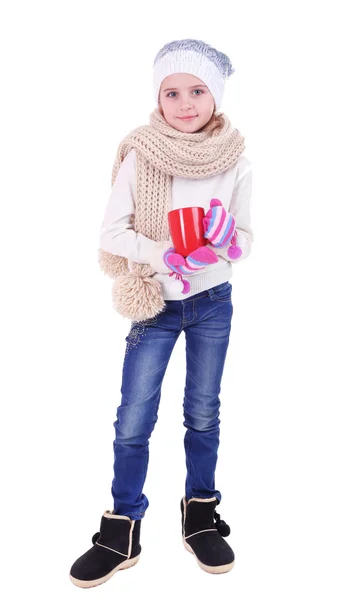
[153,39,235,111]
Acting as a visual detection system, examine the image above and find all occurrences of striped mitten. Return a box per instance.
[163,245,218,294]
[203,198,242,259]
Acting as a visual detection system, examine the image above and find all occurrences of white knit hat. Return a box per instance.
[153,39,235,111]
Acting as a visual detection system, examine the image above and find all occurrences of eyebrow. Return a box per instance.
[162,85,208,92]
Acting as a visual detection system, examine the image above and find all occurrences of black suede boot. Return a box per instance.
[181,496,234,574]
[69,511,141,588]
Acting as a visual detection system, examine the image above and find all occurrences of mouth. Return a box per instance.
[178,116,198,121]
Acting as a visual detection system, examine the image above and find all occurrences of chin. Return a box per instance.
[177,125,197,132]
[175,119,202,131]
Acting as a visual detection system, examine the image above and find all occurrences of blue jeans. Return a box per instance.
[111,281,233,520]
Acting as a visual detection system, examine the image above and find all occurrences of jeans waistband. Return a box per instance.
[166,280,231,303]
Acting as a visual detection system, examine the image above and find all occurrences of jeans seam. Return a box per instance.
[193,299,197,321]
[213,296,232,304]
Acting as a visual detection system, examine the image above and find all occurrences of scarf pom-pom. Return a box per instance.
[98,248,129,277]
[112,273,165,321]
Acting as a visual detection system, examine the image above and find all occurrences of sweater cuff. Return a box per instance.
[206,230,252,262]
[148,240,173,274]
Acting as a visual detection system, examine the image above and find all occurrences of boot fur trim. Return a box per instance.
[187,497,217,504]
[103,511,130,521]
[127,520,135,558]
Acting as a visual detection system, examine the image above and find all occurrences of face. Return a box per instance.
[158,73,215,132]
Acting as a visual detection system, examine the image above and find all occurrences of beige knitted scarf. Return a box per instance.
[99,108,245,322]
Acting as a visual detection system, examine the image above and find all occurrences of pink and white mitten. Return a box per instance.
[203,198,242,259]
[163,245,218,294]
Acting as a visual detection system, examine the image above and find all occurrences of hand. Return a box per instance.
[163,244,218,276]
[149,240,174,274]
[203,198,235,248]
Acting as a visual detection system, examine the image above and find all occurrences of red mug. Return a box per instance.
[168,206,207,257]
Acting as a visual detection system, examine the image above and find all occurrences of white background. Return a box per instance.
[1,1,339,598]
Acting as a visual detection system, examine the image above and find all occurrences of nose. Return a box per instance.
[180,97,194,111]
[181,104,194,112]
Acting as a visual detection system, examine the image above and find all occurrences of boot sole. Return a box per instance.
[69,554,140,588]
[183,538,234,574]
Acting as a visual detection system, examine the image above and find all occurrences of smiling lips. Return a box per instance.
[178,115,197,120]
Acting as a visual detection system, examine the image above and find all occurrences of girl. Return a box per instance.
[70,38,253,587]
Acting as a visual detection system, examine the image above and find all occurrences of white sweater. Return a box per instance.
[99,149,253,300]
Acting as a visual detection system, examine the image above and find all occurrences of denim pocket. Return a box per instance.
[212,282,232,303]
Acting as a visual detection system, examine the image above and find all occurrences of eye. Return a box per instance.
[166,89,204,98]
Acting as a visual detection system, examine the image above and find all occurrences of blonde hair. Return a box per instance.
[199,111,224,134]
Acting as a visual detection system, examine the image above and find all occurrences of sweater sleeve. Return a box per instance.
[99,149,159,264]
[208,156,254,262]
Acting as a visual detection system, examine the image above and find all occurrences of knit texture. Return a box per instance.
[163,245,219,294]
[154,39,234,78]
[153,39,235,110]
[203,198,235,247]
[98,108,245,321]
